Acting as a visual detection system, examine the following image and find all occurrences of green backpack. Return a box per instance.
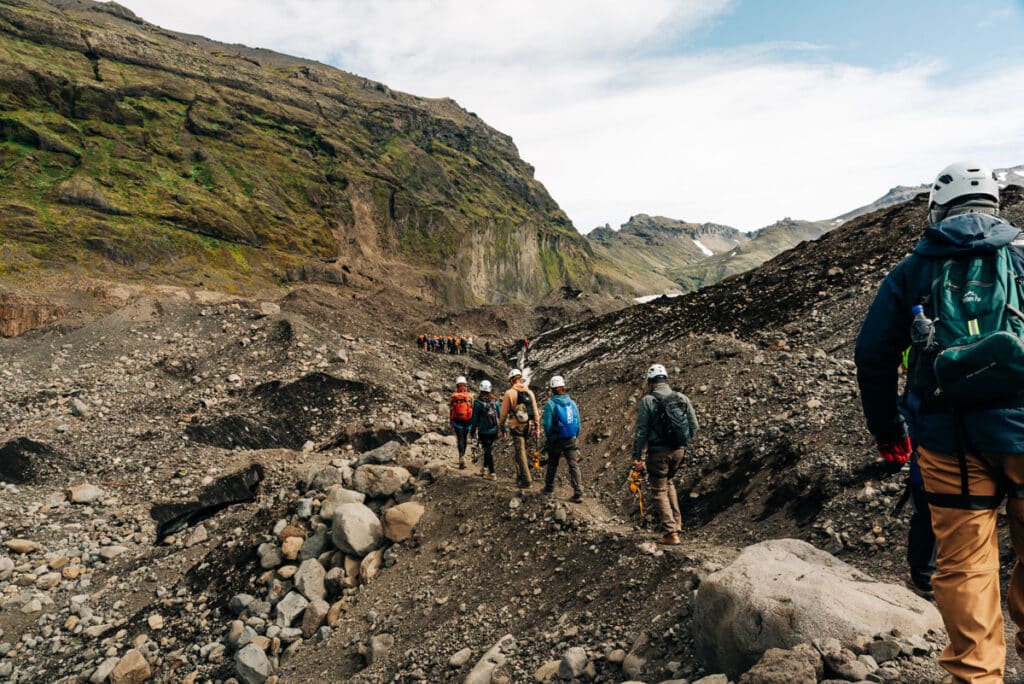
[924,246,1024,404]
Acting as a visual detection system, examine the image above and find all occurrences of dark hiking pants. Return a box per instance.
[544,437,582,496]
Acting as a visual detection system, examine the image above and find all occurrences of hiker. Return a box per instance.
[855,161,1024,684]
[470,380,502,480]
[449,375,474,469]
[460,337,468,355]
[898,360,937,600]
[417,334,425,350]
[484,340,492,356]
[632,363,698,545]
[541,375,583,503]
[499,368,540,488]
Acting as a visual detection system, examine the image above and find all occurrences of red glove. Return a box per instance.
[877,436,912,465]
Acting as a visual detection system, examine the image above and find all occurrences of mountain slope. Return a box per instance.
[0,0,592,304]
[586,215,747,294]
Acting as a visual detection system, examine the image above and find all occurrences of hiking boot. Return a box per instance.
[657,533,681,545]
[571,493,584,504]
[517,480,531,489]
[458,459,466,470]
[541,488,554,496]
[486,472,497,481]
[906,574,935,600]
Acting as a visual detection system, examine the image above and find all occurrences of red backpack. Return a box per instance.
[450,392,473,421]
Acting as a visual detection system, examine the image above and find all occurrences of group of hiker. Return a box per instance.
[448,363,698,541]
[856,161,1023,684]
[418,334,473,355]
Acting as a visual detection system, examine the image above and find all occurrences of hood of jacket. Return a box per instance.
[547,393,573,407]
[913,213,1019,258]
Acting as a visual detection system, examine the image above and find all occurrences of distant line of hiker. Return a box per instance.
[448,363,698,543]
[417,334,473,355]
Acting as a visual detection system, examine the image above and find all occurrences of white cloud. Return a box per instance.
[116,1,1024,231]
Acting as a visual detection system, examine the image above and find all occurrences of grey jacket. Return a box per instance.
[633,382,699,459]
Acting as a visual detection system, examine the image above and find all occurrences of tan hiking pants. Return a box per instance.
[510,428,532,487]
[918,446,1024,684]
[647,447,684,535]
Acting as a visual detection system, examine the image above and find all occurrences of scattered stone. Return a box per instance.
[360,548,384,583]
[534,660,560,683]
[868,638,901,664]
[99,545,129,560]
[236,643,273,684]
[351,464,411,498]
[259,302,281,316]
[147,614,164,630]
[185,524,209,547]
[281,536,303,561]
[449,647,473,668]
[382,501,425,542]
[258,543,283,569]
[558,646,588,679]
[4,539,40,554]
[320,486,366,518]
[109,649,151,683]
[274,591,309,628]
[295,559,327,602]
[69,483,104,503]
[359,633,394,666]
[301,599,329,639]
[465,634,515,684]
[0,556,13,580]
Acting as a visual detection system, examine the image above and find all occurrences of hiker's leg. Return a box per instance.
[1000,454,1024,658]
[565,443,582,497]
[481,436,496,474]
[918,446,1004,684]
[456,428,468,458]
[645,450,675,536]
[665,449,683,530]
[543,442,561,492]
[908,482,938,588]
[513,432,531,486]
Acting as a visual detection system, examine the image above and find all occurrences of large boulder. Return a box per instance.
[330,503,383,557]
[694,539,942,678]
[351,464,411,498]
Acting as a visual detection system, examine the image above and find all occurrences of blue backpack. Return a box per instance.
[552,401,580,440]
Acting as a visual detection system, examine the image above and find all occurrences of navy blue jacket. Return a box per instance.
[855,213,1024,454]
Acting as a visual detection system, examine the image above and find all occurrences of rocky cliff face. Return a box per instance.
[0,0,593,304]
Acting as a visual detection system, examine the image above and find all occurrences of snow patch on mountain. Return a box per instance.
[692,239,714,257]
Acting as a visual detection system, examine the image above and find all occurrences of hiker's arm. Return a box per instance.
[632,398,651,461]
[541,400,553,436]
[469,403,479,433]
[684,395,699,433]
[855,269,911,443]
[498,392,510,428]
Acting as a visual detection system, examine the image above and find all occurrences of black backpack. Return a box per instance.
[514,389,534,423]
[654,392,695,448]
[478,400,499,430]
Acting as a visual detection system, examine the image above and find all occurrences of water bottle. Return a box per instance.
[910,305,934,349]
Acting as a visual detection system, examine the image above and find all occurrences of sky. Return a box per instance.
[113,0,1024,232]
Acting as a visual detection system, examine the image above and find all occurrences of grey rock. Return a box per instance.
[449,647,473,668]
[257,542,282,570]
[694,539,943,678]
[230,593,256,616]
[694,676,729,684]
[301,598,329,639]
[0,557,14,581]
[185,524,209,547]
[89,656,120,684]
[319,486,366,519]
[69,483,104,504]
[359,633,394,666]
[295,559,326,602]
[308,465,347,491]
[867,639,901,664]
[558,646,588,679]
[357,441,402,466]
[300,529,328,561]
[351,464,411,498]
[465,634,515,684]
[235,643,272,684]
[330,503,383,557]
[296,498,314,519]
[274,591,309,628]
[70,398,92,418]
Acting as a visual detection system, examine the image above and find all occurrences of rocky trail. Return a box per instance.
[2,190,1024,683]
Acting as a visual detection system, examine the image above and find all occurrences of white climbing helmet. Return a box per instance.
[928,161,999,224]
[479,380,492,393]
[549,375,566,389]
[455,376,467,387]
[508,368,522,380]
[646,363,668,381]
